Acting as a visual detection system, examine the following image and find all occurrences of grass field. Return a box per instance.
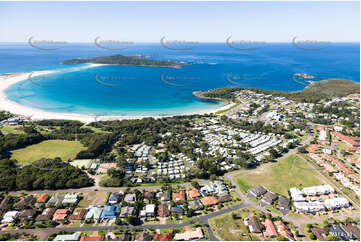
[236,154,324,196]
[0,125,25,134]
[11,140,86,165]
[209,208,260,241]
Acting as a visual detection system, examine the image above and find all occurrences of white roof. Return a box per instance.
[145,204,155,213]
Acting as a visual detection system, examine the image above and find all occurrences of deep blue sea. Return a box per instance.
[1,43,359,116]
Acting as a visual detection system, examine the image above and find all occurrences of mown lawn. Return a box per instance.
[236,154,324,196]
[11,140,86,165]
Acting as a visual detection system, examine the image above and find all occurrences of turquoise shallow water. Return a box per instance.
[1,43,359,116]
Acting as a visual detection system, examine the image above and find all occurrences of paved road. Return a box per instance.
[0,203,248,241]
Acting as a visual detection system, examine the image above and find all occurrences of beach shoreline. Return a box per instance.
[0,65,233,123]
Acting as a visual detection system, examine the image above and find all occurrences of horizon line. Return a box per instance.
[0,41,360,44]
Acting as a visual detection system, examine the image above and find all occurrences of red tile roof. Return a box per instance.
[80,235,105,241]
[52,209,71,221]
[187,188,201,198]
[262,219,278,237]
[36,194,49,203]
[306,144,319,153]
[172,190,186,201]
[200,196,218,206]
[332,132,360,147]
[153,233,173,241]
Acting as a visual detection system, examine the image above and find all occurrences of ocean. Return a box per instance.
[1,42,359,116]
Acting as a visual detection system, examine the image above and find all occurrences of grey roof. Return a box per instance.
[278,196,290,208]
[46,194,64,207]
[262,191,278,203]
[120,206,134,217]
[188,200,204,211]
[108,193,123,203]
[124,193,136,203]
[247,186,267,197]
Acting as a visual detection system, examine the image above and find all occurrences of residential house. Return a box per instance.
[218,195,232,203]
[144,192,155,201]
[153,233,173,241]
[85,206,103,221]
[157,191,171,201]
[119,206,134,218]
[200,196,218,206]
[173,226,204,241]
[260,191,278,206]
[311,227,329,241]
[341,224,360,240]
[188,200,203,211]
[108,193,123,204]
[80,235,105,241]
[274,220,295,241]
[54,232,81,241]
[101,205,120,220]
[244,216,262,233]
[157,204,170,217]
[145,204,155,217]
[171,207,184,217]
[68,209,87,222]
[36,194,50,204]
[200,185,215,196]
[173,190,186,201]
[0,196,13,213]
[329,224,351,240]
[262,219,278,238]
[134,231,152,241]
[36,207,56,221]
[1,211,19,223]
[62,193,79,206]
[111,233,131,241]
[18,209,37,223]
[14,196,36,208]
[124,193,136,204]
[53,209,72,221]
[213,180,229,197]
[46,194,64,207]
[187,188,201,199]
[277,196,291,211]
[246,186,267,198]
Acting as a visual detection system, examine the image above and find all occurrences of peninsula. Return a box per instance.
[61,54,187,68]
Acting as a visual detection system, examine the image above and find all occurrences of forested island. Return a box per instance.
[61,54,187,68]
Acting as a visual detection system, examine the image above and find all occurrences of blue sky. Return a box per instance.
[0,1,359,42]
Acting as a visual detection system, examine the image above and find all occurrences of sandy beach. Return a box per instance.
[0,66,234,123]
